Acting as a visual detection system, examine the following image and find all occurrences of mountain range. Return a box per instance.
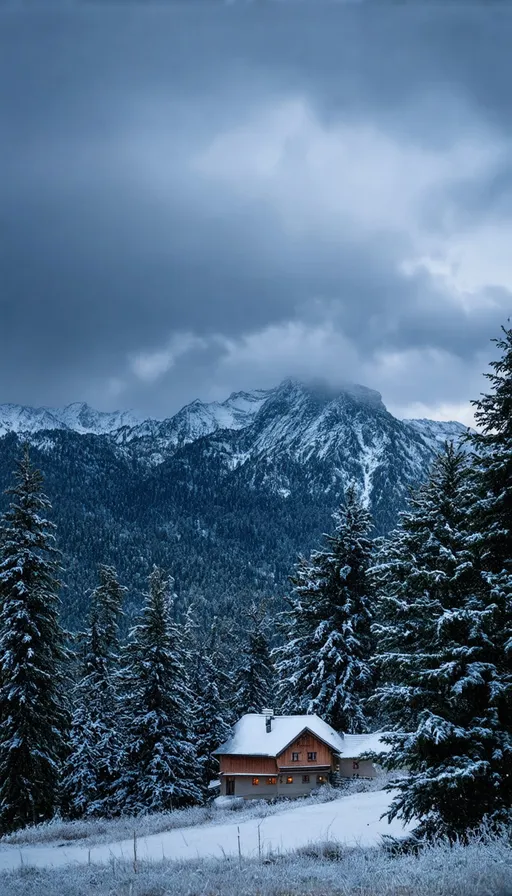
[0,380,468,629]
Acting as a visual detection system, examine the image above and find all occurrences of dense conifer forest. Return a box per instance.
[0,327,510,844]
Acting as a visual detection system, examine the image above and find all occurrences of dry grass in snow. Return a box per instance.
[0,829,511,896]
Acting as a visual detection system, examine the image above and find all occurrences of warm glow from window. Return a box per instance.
[287,776,293,784]
[252,777,259,786]
[267,777,277,785]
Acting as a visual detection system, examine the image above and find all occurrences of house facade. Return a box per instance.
[214,712,386,800]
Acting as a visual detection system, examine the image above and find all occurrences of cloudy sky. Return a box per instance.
[1,2,511,424]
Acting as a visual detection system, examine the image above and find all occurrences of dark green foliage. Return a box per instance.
[235,603,275,716]
[0,448,69,833]
[469,324,512,575]
[192,622,232,798]
[120,567,202,812]
[372,443,512,839]
[62,565,127,818]
[275,486,375,733]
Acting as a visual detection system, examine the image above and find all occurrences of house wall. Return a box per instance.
[277,770,329,798]
[221,775,278,799]
[219,756,278,775]
[277,734,332,771]
[338,758,376,778]
[220,769,331,799]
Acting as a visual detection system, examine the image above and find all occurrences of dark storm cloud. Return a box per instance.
[1,3,512,420]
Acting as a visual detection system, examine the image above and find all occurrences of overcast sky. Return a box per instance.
[1,2,511,424]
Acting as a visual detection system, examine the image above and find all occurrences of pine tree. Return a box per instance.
[274,485,374,733]
[372,442,512,839]
[0,447,69,832]
[62,565,126,818]
[469,324,512,574]
[192,621,232,798]
[120,567,201,812]
[235,603,275,716]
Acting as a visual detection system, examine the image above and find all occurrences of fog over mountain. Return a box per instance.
[1,2,512,426]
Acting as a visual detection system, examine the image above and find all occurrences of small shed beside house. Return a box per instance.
[214,711,389,800]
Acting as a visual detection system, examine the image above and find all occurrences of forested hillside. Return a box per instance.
[0,380,466,628]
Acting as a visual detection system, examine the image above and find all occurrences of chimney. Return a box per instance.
[262,708,274,733]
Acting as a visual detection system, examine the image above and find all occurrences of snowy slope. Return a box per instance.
[0,789,410,871]
[1,381,462,531]
[115,388,271,462]
[403,418,470,453]
[0,402,140,437]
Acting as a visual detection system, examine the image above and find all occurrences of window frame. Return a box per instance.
[307,751,317,762]
[302,774,310,783]
[252,777,260,786]
[266,777,277,786]
[291,751,300,762]
[286,776,294,784]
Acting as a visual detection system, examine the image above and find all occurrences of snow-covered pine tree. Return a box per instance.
[0,447,69,832]
[274,485,374,733]
[235,602,275,716]
[120,566,201,812]
[192,620,232,799]
[469,324,512,575]
[372,442,512,840]
[62,565,126,818]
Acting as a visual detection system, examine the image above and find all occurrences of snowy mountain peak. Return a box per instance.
[403,418,470,453]
[272,378,385,411]
[0,402,141,438]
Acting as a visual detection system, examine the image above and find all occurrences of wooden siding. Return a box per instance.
[219,755,278,775]
[277,732,333,770]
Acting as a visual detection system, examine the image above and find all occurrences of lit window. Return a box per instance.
[286,776,293,784]
[267,777,277,786]
[307,752,317,761]
[317,775,327,785]
[292,752,300,761]
[252,777,259,786]
[302,774,310,783]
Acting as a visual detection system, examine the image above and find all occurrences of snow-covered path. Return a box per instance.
[0,790,410,871]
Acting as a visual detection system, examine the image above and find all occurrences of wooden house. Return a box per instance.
[214,711,388,800]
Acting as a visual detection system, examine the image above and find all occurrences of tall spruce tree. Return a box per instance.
[63,565,126,818]
[274,485,374,733]
[192,621,232,798]
[235,603,275,716]
[119,567,201,812]
[0,447,69,832]
[469,324,512,575]
[372,442,512,840]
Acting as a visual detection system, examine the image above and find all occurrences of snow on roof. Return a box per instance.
[214,714,391,759]
[341,732,392,758]
[214,713,344,757]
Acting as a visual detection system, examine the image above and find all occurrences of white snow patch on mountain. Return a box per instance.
[0,402,140,438]
[403,418,470,453]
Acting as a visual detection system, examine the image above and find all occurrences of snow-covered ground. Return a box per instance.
[0,789,409,872]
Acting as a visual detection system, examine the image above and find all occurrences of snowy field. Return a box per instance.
[0,790,408,871]
[1,829,511,896]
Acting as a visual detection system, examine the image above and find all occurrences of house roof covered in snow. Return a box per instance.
[214,713,391,759]
[341,732,392,758]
